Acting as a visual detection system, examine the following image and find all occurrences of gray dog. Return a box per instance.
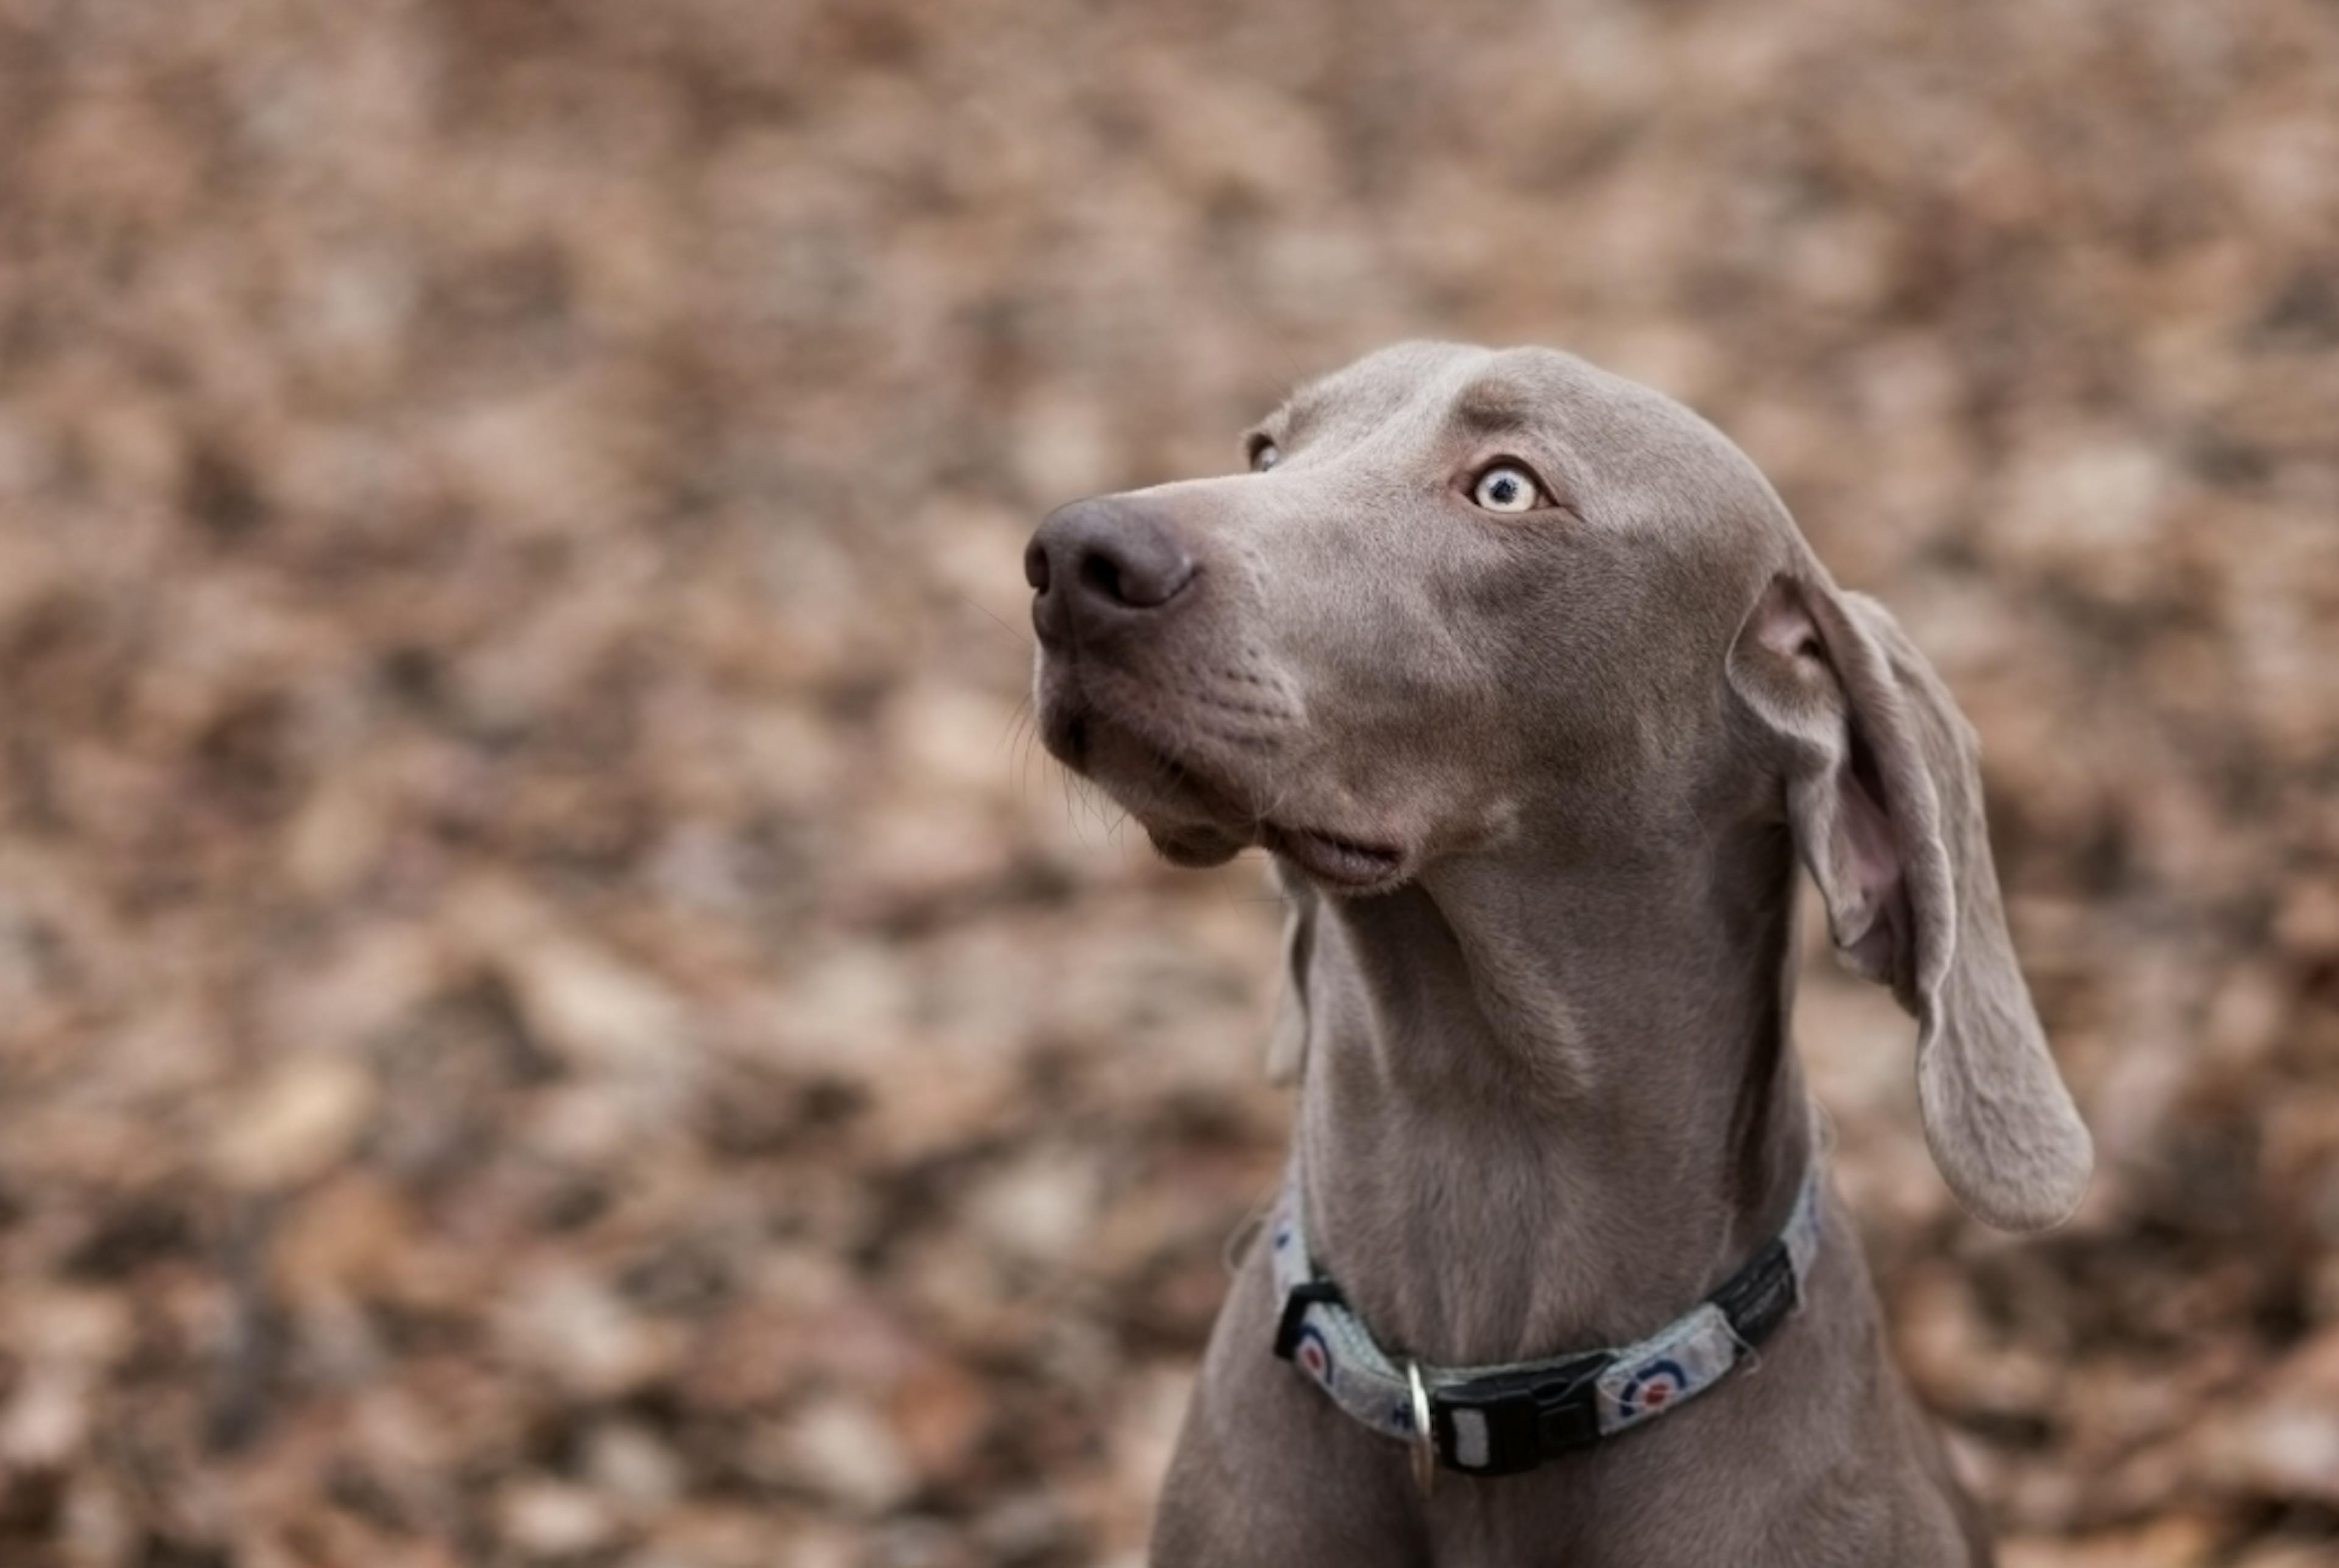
[1023,342,2091,1566]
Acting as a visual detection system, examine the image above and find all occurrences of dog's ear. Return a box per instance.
[1265,859,1316,1085]
[1729,571,2091,1231]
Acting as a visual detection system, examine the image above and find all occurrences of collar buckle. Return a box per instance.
[1428,1351,1615,1476]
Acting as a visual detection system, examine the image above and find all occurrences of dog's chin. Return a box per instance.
[1144,821,1246,868]
[1045,706,1253,860]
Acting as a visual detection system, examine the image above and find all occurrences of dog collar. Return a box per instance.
[1268,1162,1824,1478]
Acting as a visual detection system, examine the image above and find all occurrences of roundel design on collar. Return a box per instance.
[1293,1325,1335,1390]
[1618,1357,1689,1416]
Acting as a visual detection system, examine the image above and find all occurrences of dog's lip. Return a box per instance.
[1261,820,1406,891]
[1042,692,1244,815]
[1038,677,1405,890]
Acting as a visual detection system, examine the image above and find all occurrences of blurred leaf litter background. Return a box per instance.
[1,0,2337,1564]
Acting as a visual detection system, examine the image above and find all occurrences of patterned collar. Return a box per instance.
[1268,1159,1826,1482]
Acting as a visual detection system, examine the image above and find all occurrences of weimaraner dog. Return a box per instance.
[1023,342,2091,1566]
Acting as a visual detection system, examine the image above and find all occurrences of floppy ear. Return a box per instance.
[1265,859,1316,1085]
[1729,572,2092,1231]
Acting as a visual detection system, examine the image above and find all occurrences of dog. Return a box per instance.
[1023,342,2090,1565]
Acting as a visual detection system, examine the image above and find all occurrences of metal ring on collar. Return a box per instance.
[1406,1360,1436,1496]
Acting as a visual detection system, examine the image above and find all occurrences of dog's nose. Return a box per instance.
[1025,497,1199,644]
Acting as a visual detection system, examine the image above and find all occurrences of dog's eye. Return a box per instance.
[1249,439,1283,473]
[1470,463,1543,513]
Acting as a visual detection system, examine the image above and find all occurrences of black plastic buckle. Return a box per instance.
[1272,1279,1347,1361]
[1428,1351,1615,1475]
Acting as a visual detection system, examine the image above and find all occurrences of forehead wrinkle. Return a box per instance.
[1265,349,1476,451]
[1447,377,1539,440]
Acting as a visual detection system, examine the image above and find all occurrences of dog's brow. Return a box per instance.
[1449,380,1536,438]
[1265,391,1327,446]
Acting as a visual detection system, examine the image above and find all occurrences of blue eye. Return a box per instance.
[1471,463,1542,512]
[1251,440,1283,473]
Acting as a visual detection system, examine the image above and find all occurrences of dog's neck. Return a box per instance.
[1288,824,1816,1366]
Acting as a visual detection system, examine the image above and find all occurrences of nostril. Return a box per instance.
[1080,543,1196,609]
[1078,546,1127,605]
[1024,540,1051,593]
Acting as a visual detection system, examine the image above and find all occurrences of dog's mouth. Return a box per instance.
[1040,691,1407,893]
[1258,821,1405,891]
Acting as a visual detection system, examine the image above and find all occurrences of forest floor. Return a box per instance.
[1,1,2337,1563]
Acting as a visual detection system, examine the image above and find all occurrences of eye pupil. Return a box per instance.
[1473,465,1540,511]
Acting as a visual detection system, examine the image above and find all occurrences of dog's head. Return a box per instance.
[1027,342,1776,888]
[1026,340,2090,1230]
